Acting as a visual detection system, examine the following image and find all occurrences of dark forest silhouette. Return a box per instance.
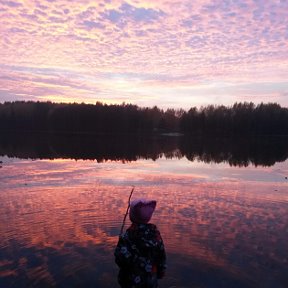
[180,102,288,136]
[0,101,288,136]
[1,132,287,167]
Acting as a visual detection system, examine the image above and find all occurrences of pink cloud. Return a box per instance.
[0,0,287,108]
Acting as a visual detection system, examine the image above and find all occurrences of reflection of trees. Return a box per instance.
[0,133,180,162]
[0,133,288,167]
[179,136,288,167]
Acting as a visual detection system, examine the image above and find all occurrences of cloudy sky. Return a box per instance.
[0,0,288,109]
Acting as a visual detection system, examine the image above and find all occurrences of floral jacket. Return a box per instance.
[114,223,167,287]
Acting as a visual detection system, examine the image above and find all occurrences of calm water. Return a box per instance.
[0,135,288,287]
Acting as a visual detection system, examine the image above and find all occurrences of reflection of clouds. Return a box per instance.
[1,157,288,189]
[0,185,126,287]
[0,158,287,286]
[0,185,127,248]
[0,259,17,278]
[153,182,288,285]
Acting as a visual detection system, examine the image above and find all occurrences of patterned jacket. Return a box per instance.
[114,223,167,287]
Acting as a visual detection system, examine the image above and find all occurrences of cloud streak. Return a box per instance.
[0,0,287,108]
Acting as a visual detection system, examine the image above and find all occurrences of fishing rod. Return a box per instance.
[119,186,135,236]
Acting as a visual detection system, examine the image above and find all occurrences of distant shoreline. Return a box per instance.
[1,101,288,137]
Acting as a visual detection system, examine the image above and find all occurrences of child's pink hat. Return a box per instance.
[129,199,157,224]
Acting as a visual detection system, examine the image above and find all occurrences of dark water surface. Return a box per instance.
[0,134,288,287]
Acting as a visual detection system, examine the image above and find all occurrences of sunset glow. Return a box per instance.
[0,0,288,108]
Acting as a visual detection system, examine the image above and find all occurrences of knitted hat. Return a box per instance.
[129,199,157,224]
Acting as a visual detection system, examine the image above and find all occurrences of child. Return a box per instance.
[114,199,167,288]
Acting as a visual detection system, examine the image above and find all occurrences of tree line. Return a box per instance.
[0,101,287,135]
[180,102,288,136]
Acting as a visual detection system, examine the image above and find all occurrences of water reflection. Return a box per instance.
[0,155,288,287]
[0,185,123,287]
[0,132,288,166]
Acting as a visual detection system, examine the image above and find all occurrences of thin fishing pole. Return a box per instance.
[120,186,135,236]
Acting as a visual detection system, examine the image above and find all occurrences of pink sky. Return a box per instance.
[0,0,288,109]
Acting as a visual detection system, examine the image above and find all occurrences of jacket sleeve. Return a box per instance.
[114,235,133,268]
[155,228,167,279]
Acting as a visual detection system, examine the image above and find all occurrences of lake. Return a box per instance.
[0,133,288,288]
